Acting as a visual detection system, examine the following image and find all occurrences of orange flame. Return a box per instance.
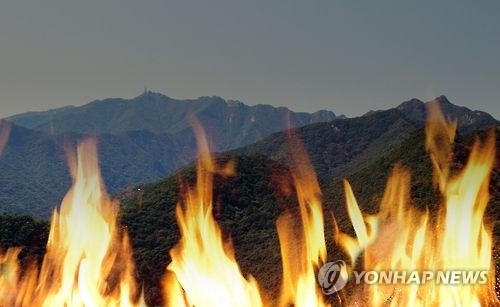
[337,103,498,306]
[276,134,329,307]
[425,99,457,192]
[163,117,263,307]
[0,139,144,307]
[432,108,496,306]
[0,120,11,155]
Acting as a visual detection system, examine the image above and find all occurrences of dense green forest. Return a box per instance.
[0,214,49,264]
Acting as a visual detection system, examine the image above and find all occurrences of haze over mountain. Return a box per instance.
[0,124,185,218]
[0,92,337,217]
[0,93,497,218]
[7,91,336,151]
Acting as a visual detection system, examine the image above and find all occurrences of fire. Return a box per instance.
[163,118,263,307]
[164,124,331,307]
[0,139,144,307]
[337,102,498,306]
[276,134,329,306]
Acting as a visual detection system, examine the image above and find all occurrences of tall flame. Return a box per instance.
[430,105,496,306]
[277,134,329,307]
[0,139,144,307]
[164,117,263,307]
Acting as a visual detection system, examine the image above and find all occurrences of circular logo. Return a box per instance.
[317,260,348,294]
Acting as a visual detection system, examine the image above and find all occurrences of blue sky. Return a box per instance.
[1,1,499,118]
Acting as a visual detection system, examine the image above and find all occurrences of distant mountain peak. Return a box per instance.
[226,99,244,107]
[394,95,499,132]
[133,90,170,102]
[5,91,337,149]
[396,98,425,115]
[432,95,451,104]
[399,98,425,106]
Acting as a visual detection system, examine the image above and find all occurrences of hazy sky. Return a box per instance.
[1,1,499,119]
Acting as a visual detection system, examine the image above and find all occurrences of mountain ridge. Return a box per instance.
[0,92,339,217]
[395,95,499,132]
[6,91,337,148]
[361,95,499,132]
[1,93,498,218]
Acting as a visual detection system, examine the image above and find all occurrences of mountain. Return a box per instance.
[395,95,499,133]
[116,95,499,305]
[2,94,497,219]
[6,91,337,151]
[1,93,498,304]
[233,108,419,181]
[235,96,498,181]
[0,124,196,218]
[0,92,338,218]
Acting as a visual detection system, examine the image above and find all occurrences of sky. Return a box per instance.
[0,0,499,119]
